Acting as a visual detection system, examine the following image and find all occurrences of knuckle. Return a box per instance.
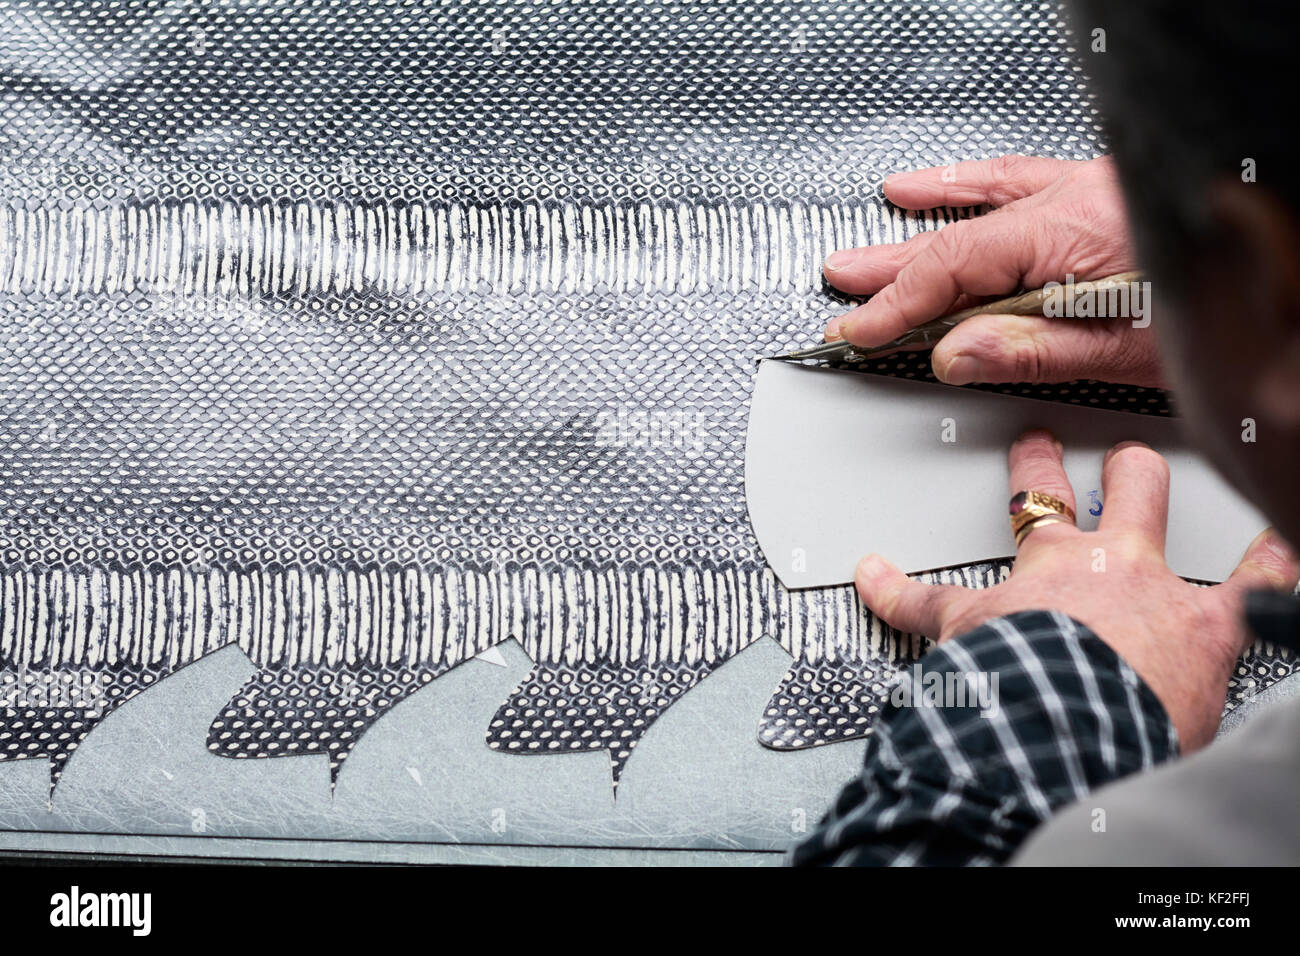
[1108,531,1153,565]
[931,221,969,260]
[1011,332,1056,382]
[1032,335,1061,381]
[876,580,904,618]
[946,319,1005,364]
[1023,473,1073,509]
[879,270,923,320]
[929,226,981,281]
[986,155,1058,203]
[988,154,1029,189]
[989,153,1022,180]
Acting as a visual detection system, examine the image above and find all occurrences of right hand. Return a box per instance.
[824,155,1164,387]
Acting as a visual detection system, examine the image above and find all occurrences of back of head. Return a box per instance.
[1071,0,1300,540]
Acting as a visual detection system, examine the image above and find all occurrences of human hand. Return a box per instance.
[825,156,1164,387]
[853,429,1299,750]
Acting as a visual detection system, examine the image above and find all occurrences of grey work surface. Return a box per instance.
[0,637,862,865]
[746,363,1268,589]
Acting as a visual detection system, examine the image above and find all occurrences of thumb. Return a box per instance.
[855,553,961,639]
[1213,528,1300,651]
[1220,528,1300,596]
[931,313,1164,387]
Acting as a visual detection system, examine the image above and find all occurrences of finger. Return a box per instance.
[1007,429,1079,546]
[1216,528,1300,599]
[822,232,941,296]
[1208,529,1300,652]
[825,292,986,343]
[855,553,962,638]
[835,216,1035,346]
[1097,441,1170,548]
[882,155,1069,210]
[929,313,1164,386]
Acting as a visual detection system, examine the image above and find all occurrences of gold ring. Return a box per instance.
[1009,490,1076,546]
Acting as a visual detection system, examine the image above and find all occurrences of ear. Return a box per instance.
[1207,179,1300,427]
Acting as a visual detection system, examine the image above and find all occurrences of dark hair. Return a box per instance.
[1068,0,1297,290]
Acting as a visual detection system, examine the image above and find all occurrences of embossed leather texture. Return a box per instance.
[0,0,1292,797]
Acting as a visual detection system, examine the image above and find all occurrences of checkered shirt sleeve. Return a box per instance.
[789,609,1180,866]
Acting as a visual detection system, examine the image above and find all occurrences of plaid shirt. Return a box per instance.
[790,609,1179,866]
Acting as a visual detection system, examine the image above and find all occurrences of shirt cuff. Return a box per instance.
[789,608,1179,866]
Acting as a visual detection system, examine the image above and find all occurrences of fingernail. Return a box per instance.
[824,250,855,272]
[1258,528,1297,565]
[940,355,983,385]
[1104,440,1151,465]
[825,320,843,342]
[856,553,886,581]
[1015,428,1062,456]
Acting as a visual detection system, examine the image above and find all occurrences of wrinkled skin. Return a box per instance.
[827,155,1300,752]
[825,156,1163,387]
[856,430,1297,751]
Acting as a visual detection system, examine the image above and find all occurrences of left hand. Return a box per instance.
[854,429,1299,750]
[824,156,1163,386]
